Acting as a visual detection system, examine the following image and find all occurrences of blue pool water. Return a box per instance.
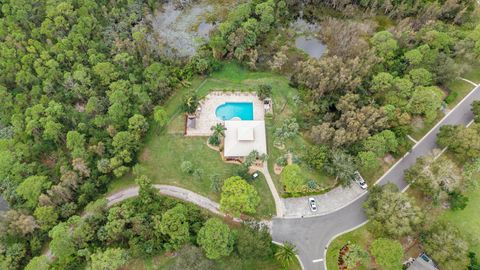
[215,102,254,120]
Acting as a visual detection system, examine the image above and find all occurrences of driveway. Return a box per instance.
[271,84,480,270]
[282,184,366,218]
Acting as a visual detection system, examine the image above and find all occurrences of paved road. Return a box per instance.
[272,83,480,270]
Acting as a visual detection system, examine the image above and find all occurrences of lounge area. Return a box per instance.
[185,91,265,136]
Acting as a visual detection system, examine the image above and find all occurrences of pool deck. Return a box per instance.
[186,91,265,136]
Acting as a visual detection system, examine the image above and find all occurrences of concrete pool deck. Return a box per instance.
[186,91,265,136]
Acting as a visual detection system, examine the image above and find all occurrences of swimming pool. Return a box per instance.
[215,102,254,121]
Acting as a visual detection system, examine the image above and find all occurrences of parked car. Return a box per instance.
[354,171,368,190]
[309,197,317,212]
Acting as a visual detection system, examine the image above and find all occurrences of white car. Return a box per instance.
[309,197,317,212]
[354,171,368,190]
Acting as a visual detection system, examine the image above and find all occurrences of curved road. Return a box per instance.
[271,83,480,270]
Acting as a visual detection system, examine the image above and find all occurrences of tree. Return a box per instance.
[2,210,38,236]
[371,72,394,95]
[448,190,469,210]
[220,176,260,216]
[183,93,199,114]
[370,238,403,270]
[88,248,129,270]
[34,206,59,231]
[128,114,149,137]
[156,204,190,250]
[344,244,369,269]
[275,242,297,267]
[237,222,273,259]
[408,68,433,86]
[473,101,480,123]
[170,245,215,270]
[405,156,463,202]
[362,130,398,157]
[302,145,328,171]
[408,86,443,123]
[49,222,75,264]
[422,222,469,270]
[25,255,50,270]
[211,123,226,137]
[370,31,398,60]
[437,124,480,161]
[197,218,234,260]
[280,164,305,194]
[16,175,51,208]
[324,150,356,187]
[357,151,380,171]
[363,184,422,238]
[257,84,272,100]
[153,106,168,128]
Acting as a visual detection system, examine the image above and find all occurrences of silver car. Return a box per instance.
[309,197,317,212]
[354,171,368,190]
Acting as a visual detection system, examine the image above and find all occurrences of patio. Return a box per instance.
[185,91,265,136]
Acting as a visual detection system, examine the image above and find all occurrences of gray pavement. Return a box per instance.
[282,184,366,218]
[271,84,480,270]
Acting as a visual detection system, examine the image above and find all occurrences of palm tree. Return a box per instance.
[211,123,226,137]
[275,242,297,266]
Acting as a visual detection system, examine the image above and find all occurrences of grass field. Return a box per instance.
[440,184,480,256]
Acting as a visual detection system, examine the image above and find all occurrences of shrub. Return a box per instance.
[208,134,220,146]
[181,161,194,174]
[281,164,305,194]
[257,84,272,100]
[444,91,458,104]
[210,174,222,193]
[306,179,318,189]
[448,190,468,210]
[193,168,204,181]
[276,155,288,166]
[303,145,328,171]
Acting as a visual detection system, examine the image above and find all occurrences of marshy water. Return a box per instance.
[148,1,215,57]
[291,18,327,59]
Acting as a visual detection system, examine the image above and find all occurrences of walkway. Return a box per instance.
[272,83,480,270]
[258,163,285,217]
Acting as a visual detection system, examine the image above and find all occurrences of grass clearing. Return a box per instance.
[464,64,480,84]
[440,184,480,255]
[446,78,475,108]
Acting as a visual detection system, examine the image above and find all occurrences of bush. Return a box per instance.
[303,145,328,171]
[306,179,318,189]
[276,155,288,166]
[444,91,458,104]
[257,84,272,100]
[181,161,194,174]
[281,164,305,194]
[448,190,468,210]
[208,134,220,146]
[193,168,204,181]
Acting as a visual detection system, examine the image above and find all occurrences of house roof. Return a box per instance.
[407,256,437,270]
[224,120,267,157]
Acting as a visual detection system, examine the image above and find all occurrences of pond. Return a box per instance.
[295,36,326,59]
[291,17,327,59]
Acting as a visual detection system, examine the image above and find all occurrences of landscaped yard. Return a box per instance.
[109,62,335,204]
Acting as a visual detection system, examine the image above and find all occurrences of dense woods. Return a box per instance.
[0,0,479,269]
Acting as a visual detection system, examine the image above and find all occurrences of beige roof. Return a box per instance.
[224,120,267,157]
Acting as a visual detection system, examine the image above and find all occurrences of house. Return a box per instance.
[406,253,438,270]
[223,120,267,158]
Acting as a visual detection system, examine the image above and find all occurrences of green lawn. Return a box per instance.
[440,184,480,255]
[464,64,480,84]
[445,78,475,108]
